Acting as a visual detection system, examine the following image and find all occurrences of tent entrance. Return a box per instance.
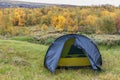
[58,38,90,67]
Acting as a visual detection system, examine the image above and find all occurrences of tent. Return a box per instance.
[44,34,102,73]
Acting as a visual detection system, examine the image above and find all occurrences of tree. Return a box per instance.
[115,17,120,34]
[101,10,116,19]
[80,9,89,20]
[0,11,3,25]
[85,15,97,26]
[101,16,116,34]
[51,15,66,32]
[13,8,26,26]
[41,24,48,31]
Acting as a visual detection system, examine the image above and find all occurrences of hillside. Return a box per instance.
[0,0,54,8]
[0,0,89,8]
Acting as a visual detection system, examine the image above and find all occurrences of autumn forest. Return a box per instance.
[0,5,120,36]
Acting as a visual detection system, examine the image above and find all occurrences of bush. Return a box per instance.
[87,34,120,46]
[44,38,55,45]
[100,16,116,34]
[34,33,64,45]
[115,17,120,34]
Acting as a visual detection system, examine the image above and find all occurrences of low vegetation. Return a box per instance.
[11,34,119,46]
[0,39,120,80]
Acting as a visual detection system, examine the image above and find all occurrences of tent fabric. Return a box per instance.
[44,34,102,73]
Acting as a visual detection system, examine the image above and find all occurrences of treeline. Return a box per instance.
[0,5,120,36]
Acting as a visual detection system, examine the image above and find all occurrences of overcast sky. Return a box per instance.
[14,0,120,6]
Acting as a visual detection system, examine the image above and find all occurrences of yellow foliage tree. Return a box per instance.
[41,24,48,31]
[13,8,26,26]
[85,15,97,26]
[51,15,66,31]
[67,25,78,32]
[114,9,120,15]
[80,9,89,19]
[65,17,75,26]
[109,12,117,18]
[101,10,116,18]
[0,11,3,25]
[63,12,69,18]
[101,10,110,16]
[73,25,78,31]
[67,26,73,32]
[80,15,97,26]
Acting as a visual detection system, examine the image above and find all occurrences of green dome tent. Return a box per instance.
[44,34,102,73]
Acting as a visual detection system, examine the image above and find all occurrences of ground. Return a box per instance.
[0,39,120,80]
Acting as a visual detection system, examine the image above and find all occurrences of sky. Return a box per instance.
[14,0,120,6]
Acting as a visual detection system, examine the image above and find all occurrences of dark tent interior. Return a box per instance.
[58,38,90,67]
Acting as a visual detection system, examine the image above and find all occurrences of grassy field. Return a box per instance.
[0,40,120,80]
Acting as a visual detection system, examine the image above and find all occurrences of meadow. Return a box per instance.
[0,39,120,80]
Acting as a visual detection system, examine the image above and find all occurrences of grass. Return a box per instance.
[10,36,34,42]
[0,39,120,80]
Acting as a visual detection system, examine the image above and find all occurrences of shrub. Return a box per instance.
[87,34,120,46]
[100,16,116,34]
[34,33,64,45]
[44,38,55,45]
[115,17,120,34]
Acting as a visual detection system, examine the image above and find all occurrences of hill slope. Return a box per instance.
[0,0,77,8]
[0,0,53,8]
